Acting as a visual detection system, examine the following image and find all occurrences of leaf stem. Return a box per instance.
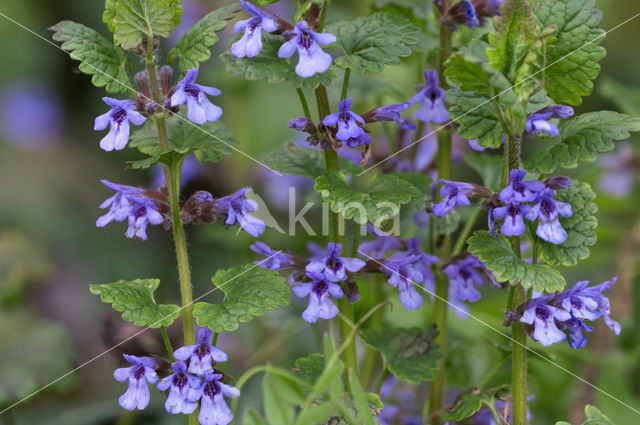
[160,327,174,361]
[340,68,351,101]
[296,88,312,120]
[452,206,482,256]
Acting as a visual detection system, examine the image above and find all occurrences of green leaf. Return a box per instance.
[314,171,421,225]
[168,3,241,74]
[293,353,326,387]
[263,372,297,425]
[360,327,443,385]
[263,143,362,179]
[533,0,606,106]
[103,0,117,31]
[525,112,640,174]
[538,181,597,267]
[467,230,566,292]
[349,369,376,425]
[0,311,75,405]
[326,12,420,73]
[295,402,336,425]
[50,21,130,93]
[193,264,290,332]
[443,387,507,422]
[599,77,640,116]
[555,405,614,425]
[113,0,183,50]
[242,409,267,425]
[129,114,236,165]
[486,0,538,82]
[463,152,503,191]
[254,0,280,4]
[89,279,180,328]
[221,36,337,89]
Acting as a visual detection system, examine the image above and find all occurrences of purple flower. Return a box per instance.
[171,68,223,124]
[525,188,572,244]
[113,354,158,411]
[443,256,487,304]
[292,273,344,322]
[174,327,228,376]
[187,372,240,425]
[231,1,278,58]
[305,242,366,282]
[526,105,574,137]
[156,361,201,414]
[450,1,480,27]
[250,241,293,270]
[322,98,372,148]
[358,229,403,259]
[212,188,266,237]
[520,295,572,346]
[382,255,424,310]
[560,278,621,335]
[499,169,545,203]
[409,70,449,124]
[492,202,531,236]
[96,180,164,241]
[598,142,637,197]
[365,103,416,131]
[389,238,438,289]
[94,97,146,151]
[432,180,474,216]
[278,21,336,78]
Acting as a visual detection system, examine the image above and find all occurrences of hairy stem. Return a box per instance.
[160,327,174,361]
[426,5,453,421]
[146,41,197,425]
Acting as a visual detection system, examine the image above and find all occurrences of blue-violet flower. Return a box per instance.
[156,361,201,414]
[113,354,158,411]
[525,188,572,244]
[212,188,266,237]
[292,273,344,323]
[322,98,372,148]
[409,70,450,124]
[187,372,240,425]
[526,105,574,137]
[94,97,146,151]
[432,180,474,216]
[305,242,366,282]
[250,241,293,270]
[231,1,278,58]
[278,21,336,78]
[382,255,424,311]
[174,327,228,376]
[171,68,223,125]
[499,169,545,203]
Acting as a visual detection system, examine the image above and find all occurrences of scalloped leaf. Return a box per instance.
[463,152,503,191]
[314,171,421,225]
[113,0,183,50]
[467,230,566,292]
[325,12,420,73]
[89,279,180,328]
[538,181,597,267]
[443,387,507,422]
[525,112,640,174]
[220,36,336,89]
[50,21,130,93]
[263,143,362,179]
[168,2,241,74]
[193,264,290,333]
[129,114,236,166]
[556,405,614,425]
[533,0,606,106]
[360,327,442,384]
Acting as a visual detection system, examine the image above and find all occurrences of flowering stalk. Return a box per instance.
[145,41,197,425]
[426,2,453,421]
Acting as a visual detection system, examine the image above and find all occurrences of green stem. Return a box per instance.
[426,5,453,421]
[452,206,482,256]
[351,221,360,257]
[340,68,351,101]
[375,368,389,394]
[146,40,197,425]
[296,88,312,119]
[160,327,174,361]
[316,0,330,31]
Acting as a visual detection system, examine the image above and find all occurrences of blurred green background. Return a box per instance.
[1,0,640,424]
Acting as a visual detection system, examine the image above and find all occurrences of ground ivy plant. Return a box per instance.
[51,0,636,424]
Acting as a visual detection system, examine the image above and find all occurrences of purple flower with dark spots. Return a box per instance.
[492,202,531,236]
[212,188,265,237]
[450,1,480,27]
[359,234,403,259]
[174,327,228,376]
[520,294,572,346]
[292,273,344,322]
[559,278,621,335]
[526,105,574,137]
[113,354,158,411]
[364,103,416,131]
[250,241,293,270]
[306,242,366,282]
[171,68,223,124]
[389,238,438,289]
[96,180,164,241]
[187,372,240,425]
[409,70,450,124]
[94,97,146,151]
[322,98,372,148]
[500,169,545,203]
[278,21,336,78]
[231,1,278,58]
[443,256,486,303]
[156,361,201,414]
[544,175,572,191]
[382,255,424,310]
[433,180,474,216]
[525,188,572,244]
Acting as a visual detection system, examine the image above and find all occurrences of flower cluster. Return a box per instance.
[443,254,497,317]
[516,279,621,348]
[230,2,336,78]
[492,170,572,244]
[114,328,240,425]
[526,105,574,137]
